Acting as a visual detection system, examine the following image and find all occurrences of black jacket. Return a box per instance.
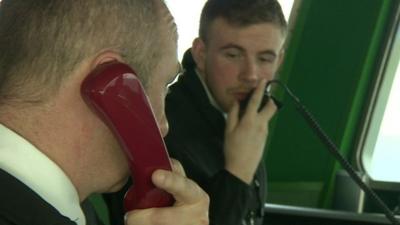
[0,169,77,225]
[164,50,266,225]
[0,169,103,225]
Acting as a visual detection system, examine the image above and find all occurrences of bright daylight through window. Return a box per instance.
[371,63,400,182]
[361,23,400,184]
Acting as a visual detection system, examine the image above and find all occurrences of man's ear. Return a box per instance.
[89,50,124,71]
[73,50,125,87]
[191,38,207,73]
[277,49,285,68]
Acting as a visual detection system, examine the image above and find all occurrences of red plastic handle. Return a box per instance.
[81,62,174,211]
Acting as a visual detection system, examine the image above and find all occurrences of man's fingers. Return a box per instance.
[247,79,267,114]
[125,169,210,225]
[125,209,152,225]
[259,95,277,120]
[125,206,209,225]
[170,158,186,176]
[226,101,239,132]
[125,208,180,225]
[152,169,208,205]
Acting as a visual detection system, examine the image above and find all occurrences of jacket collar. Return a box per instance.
[178,49,226,136]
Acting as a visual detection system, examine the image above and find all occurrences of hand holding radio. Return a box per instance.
[224,79,278,184]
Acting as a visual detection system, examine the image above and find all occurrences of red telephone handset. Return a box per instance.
[81,62,174,211]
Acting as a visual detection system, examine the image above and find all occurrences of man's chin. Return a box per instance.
[107,176,130,193]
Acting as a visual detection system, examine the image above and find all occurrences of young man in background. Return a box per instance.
[165,0,287,224]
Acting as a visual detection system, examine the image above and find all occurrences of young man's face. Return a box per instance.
[194,17,285,112]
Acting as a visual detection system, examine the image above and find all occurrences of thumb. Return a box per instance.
[152,170,206,205]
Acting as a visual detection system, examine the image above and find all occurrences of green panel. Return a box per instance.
[320,0,396,208]
[88,194,110,225]
[267,181,323,207]
[265,0,396,208]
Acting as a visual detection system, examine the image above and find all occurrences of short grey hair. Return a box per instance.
[0,0,162,104]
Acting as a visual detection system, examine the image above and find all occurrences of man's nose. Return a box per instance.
[239,59,258,84]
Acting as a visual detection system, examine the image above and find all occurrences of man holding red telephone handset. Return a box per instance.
[0,0,209,225]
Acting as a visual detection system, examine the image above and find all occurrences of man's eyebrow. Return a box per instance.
[259,50,277,58]
[220,44,245,51]
[220,44,278,57]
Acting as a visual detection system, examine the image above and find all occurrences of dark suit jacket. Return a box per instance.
[164,50,266,225]
[0,169,77,225]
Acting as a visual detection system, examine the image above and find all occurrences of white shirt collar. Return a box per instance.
[0,124,86,225]
[195,69,227,118]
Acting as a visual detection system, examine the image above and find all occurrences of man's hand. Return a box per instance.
[125,159,209,225]
[224,79,277,184]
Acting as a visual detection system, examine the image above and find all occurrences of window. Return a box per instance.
[359,18,400,185]
[371,62,400,182]
[165,0,295,60]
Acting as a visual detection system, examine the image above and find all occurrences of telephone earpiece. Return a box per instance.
[81,61,174,211]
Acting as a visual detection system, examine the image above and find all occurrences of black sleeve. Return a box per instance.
[167,141,254,225]
[0,217,14,225]
[206,169,253,225]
